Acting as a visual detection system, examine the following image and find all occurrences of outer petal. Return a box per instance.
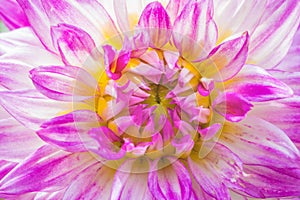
[0,160,17,181]
[0,145,96,194]
[225,65,293,102]
[0,90,68,130]
[0,118,45,162]
[188,143,243,199]
[111,159,153,200]
[30,65,98,101]
[41,0,122,47]
[113,0,168,33]
[138,2,172,48]
[238,165,300,198]
[219,117,300,168]
[37,110,101,152]
[197,33,249,82]
[251,97,300,148]
[0,0,29,30]
[248,0,300,68]
[50,23,101,67]
[0,27,42,56]
[172,0,217,60]
[214,0,267,42]
[213,92,253,122]
[63,162,115,200]
[166,0,190,23]
[148,159,192,200]
[0,61,33,90]
[16,0,54,51]
[268,69,300,96]
[275,26,300,72]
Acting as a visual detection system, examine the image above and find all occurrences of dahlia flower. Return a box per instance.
[0,0,300,199]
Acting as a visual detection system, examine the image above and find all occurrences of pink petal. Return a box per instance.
[213,92,253,122]
[111,159,153,200]
[0,45,62,69]
[268,69,300,96]
[51,23,101,67]
[0,118,45,162]
[113,0,131,33]
[0,61,33,90]
[166,0,190,23]
[248,0,300,68]
[219,117,299,168]
[0,0,29,30]
[199,123,221,141]
[0,160,17,181]
[103,38,131,80]
[0,145,96,194]
[225,65,293,102]
[0,90,68,130]
[63,162,114,200]
[214,0,267,41]
[251,97,300,147]
[87,127,126,160]
[275,26,300,72]
[148,159,192,200]
[16,0,54,51]
[30,65,98,102]
[238,165,300,198]
[197,32,249,82]
[41,0,122,46]
[138,2,172,48]
[188,143,243,199]
[172,0,217,60]
[38,110,101,152]
[0,27,42,56]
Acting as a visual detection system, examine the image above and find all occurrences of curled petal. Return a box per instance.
[41,0,122,46]
[138,2,172,48]
[172,0,217,60]
[197,32,249,82]
[51,23,101,67]
[225,65,294,102]
[103,38,131,80]
[38,110,101,152]
[213,92,253,122]
[30,65,98,101]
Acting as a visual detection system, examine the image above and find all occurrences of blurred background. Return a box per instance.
[0,21,8,32]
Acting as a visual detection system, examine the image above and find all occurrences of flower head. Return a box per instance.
[0,0,300,199]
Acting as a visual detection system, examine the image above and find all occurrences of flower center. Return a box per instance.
[88,48,214,169]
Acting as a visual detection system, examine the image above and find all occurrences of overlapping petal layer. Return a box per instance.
[0,0,300,199]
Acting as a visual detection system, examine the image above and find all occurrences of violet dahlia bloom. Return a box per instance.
[0,0,300,199]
